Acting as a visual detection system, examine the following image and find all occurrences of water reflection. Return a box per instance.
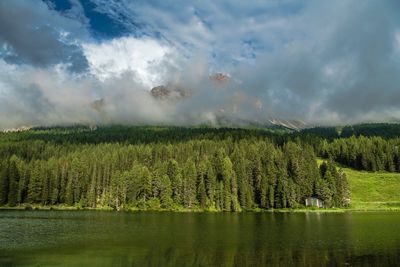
[0,211,399,266]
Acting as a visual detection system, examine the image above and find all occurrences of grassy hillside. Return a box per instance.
[317,158,400,210]
[344,167,400,210]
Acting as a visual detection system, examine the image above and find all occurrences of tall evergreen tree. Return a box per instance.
[183,160,197,208]
[0,162,9,205]
[7,158,20,206]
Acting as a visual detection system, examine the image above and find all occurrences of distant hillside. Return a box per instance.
[0,125,284,145]
[300,123,400,139]
[341,123,400,138]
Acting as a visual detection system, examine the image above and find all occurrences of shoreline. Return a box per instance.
[0,205,399,212]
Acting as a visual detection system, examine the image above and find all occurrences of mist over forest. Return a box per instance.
[1,1,400,129]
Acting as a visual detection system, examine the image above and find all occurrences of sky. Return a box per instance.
[0,0,400,129]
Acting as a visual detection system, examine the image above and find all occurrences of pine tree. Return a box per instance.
[159,174,173,209]
[230,170,241,211]
[0,162,9,205]
[183,160,197,209]
[231,146,249,209]
[197,174,207,209]
[7,159,20,206]
[132,165,152,205]
[50,163,61,205]
[205,159,216,208]
[40,172,50,205]
[268,184,275,209]
[18,165,28,204]
[167,160,182,205]
[65,177,74,206]
[28,161,43,204]
[86,167,97,208]
[221,156,238,211]
[251,155,262,206]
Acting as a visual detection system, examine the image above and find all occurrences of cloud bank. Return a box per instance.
[0,0,400,129]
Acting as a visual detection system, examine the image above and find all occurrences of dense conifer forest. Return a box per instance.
[301,124,400,172]
[1,123,399,211]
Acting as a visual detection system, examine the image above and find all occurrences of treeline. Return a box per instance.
[300,123,400,140]
[0,125,285,145]
[318,136,400,172]
[341,123,400,138]
[299,123,400,172]
[0,131,349,210]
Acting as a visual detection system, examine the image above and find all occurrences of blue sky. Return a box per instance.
[0,0,399,128]
[39,0,310,69]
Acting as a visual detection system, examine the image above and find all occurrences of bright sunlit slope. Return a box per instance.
[344,167,400,210]
[317,158,400,210]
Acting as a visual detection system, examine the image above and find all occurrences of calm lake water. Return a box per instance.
[0,211,399,267]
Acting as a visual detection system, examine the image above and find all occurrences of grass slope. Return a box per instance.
[317,158,400,210]
[344,167,400,210]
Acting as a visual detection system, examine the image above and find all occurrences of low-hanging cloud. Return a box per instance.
[1,0,400,129]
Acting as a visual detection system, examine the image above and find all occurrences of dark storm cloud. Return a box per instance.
[0,0,89,72]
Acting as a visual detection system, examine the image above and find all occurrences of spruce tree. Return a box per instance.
[0,162,9,205]
[183,160,197,209]
[8,159,20,206]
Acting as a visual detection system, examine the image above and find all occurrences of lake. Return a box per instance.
[0,211,399,266]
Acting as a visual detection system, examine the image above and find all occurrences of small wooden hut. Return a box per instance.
[304,197,324,208]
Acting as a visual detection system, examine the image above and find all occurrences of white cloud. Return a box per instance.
[82,37,173,88]
[395,31,400,56]
[89,0,304,68]
[0,59,178,129]
[2,1,400,128]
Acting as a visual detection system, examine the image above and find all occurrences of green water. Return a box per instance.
[0,211,399,266]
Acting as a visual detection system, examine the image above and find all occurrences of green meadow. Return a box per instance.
[344,167,400,210]
[317,158,400,211]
